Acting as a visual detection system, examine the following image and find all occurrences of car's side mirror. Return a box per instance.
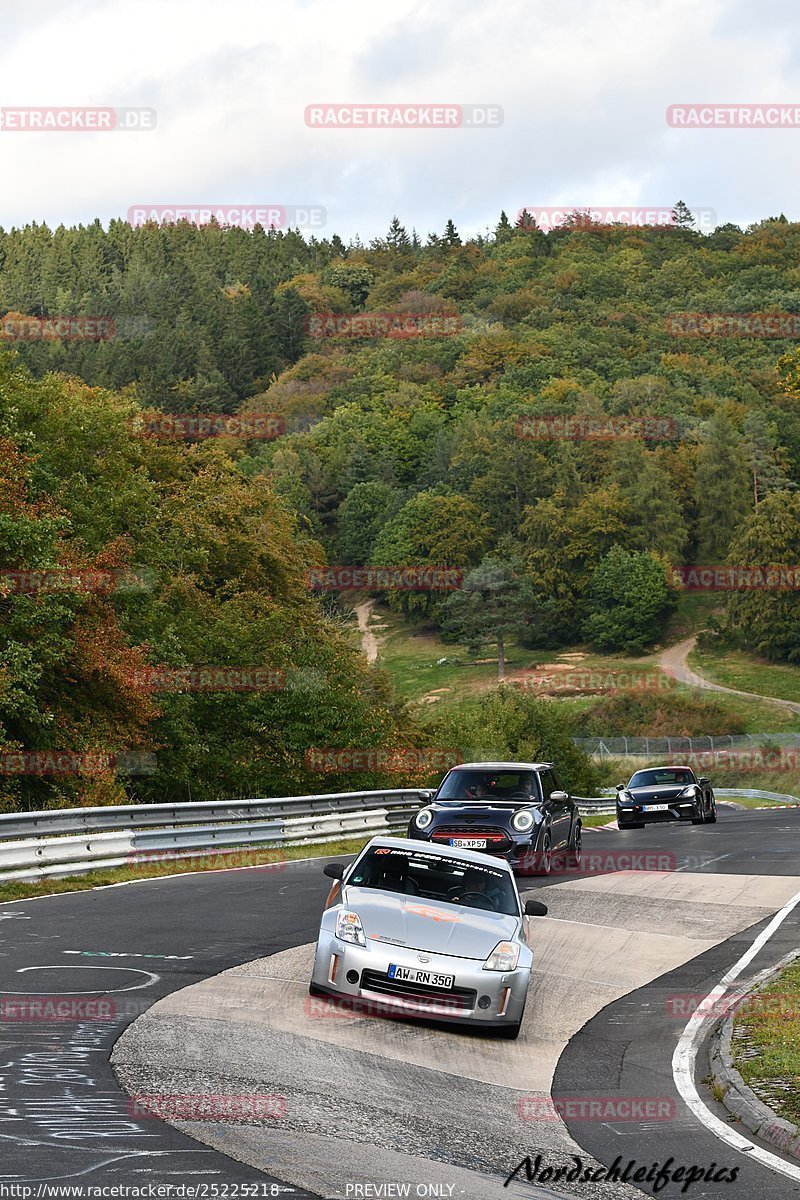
[417,790,434,803]
[614,783,625,791]
[323,863,344,880]
[550,790,568,802]
[524,899,548,917]
[699,777,710,786]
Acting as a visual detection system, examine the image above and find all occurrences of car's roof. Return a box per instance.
[447,761,553,771]
[364,835,515,873]
[630,764,696,773]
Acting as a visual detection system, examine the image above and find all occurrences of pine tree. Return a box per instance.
[386,216,410,250]
[495,211,513,242]
[742,411,796,506]
[694,412,752,559]
[443,219,461,246]
[672,200,695,228]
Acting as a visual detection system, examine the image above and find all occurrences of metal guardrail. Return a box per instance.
[0,790,425,883]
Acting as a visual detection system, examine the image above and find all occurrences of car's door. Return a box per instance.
[540,769,571,850]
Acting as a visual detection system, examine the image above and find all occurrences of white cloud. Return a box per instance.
[0,0,798,237]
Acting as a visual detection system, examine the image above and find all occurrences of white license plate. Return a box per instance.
[388,964,455,988]
[645,804,670,811]
[450,837,487,849]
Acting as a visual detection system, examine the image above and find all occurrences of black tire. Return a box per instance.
[533,830,552,876]
[570,821,582,866]
[496,1022,522,1040]
[706,798,717,824]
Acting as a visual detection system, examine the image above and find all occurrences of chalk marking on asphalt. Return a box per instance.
[672,885,800,1182]
[3,964,160,993]
[675,853,731,873]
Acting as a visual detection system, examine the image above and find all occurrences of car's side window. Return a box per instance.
[539,769,555,801]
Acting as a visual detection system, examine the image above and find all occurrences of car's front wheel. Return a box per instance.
[706,797,717,824]
[532,830,552,876]
[495,1021,522,1040]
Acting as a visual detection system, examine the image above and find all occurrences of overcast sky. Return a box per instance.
[0,0,797,241]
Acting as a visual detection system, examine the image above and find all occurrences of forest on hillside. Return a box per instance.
[2,209,800,807]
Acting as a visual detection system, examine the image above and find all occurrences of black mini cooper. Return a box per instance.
[616,766,717,828]
[407,761,582,875]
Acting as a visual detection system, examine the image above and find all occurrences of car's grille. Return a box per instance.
[360,969,476,1011]
[430,825,512,853]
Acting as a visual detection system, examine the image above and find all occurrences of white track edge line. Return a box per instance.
[672,886,800,1182]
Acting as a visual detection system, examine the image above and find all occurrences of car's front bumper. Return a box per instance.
[617,802,698,824]
[408,825,542,870]
[310,931,530,1027]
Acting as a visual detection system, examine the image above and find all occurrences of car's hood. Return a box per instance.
[435,802,539,812]
[343,886,519,959]
[624,784,690,802]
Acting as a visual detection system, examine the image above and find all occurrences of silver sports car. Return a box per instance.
[309,835,548,1038]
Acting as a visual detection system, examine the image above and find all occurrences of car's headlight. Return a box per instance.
[483,941,520,972]
[511,810,534,832]
[335,910,366,946]
[679,786,698,798]
[618,791,631,802]
[415,807,434,829]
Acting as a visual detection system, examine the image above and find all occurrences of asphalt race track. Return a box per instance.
[3,806,800,1199]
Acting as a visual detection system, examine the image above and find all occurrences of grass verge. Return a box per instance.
[732,957,800,1127]
[689,648,800,708]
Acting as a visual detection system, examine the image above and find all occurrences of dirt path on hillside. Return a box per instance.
[659,635,800,715]
[354,598,381,663]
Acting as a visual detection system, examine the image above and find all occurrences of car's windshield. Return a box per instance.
[628,768,695,788]
[346,846,519,916]
[436,769,540,803]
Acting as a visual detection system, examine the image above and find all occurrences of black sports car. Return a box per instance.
[616,766,717,828]
[407,761,582,876]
